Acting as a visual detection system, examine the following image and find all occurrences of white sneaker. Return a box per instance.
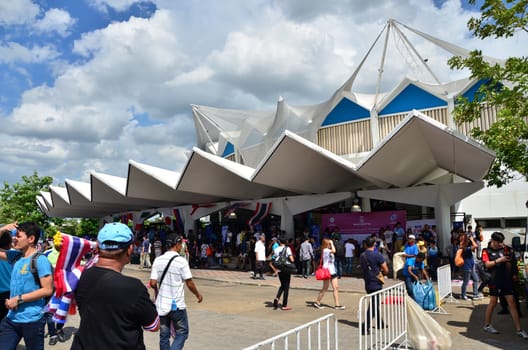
[516,329,528,339]
[483,325,499,334]
[313,302,324,309]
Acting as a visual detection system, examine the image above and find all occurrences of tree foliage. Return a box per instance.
[0,171,53,226]
[448,0,528,187]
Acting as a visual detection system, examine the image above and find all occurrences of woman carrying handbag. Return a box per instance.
[313,238,345,310]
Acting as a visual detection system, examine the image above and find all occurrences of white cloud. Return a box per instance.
[34,8,76,37]
[0,42,60,64]
[2,0,527,186]
[0,0,39,25]
[89,0,143,12]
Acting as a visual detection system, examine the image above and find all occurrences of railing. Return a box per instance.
[358,282,408,350]
[243,313,338,350]
[431,264,457,314]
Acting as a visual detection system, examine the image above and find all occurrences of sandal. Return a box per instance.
[273,298,279,310]
[281,306,292,311]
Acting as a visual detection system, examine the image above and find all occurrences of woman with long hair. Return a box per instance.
[459,231,482,300]
[313,238,345,310]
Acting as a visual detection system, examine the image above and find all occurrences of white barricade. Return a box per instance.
[243,313,338,350]
[431,264,456,314]
[358,282,409,350]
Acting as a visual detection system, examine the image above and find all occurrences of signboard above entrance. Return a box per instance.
[321,211,407,236]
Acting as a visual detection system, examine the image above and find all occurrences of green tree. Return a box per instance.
[448,0,528,187]
[77,218,100,237]
[0,171,54,227]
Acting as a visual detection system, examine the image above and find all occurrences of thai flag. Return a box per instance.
[47,292,74,324]
[54,234,96,297]
[173,208,184,233]
[224,203,240,218]
[190,203,216,215]
[248,202,272,226]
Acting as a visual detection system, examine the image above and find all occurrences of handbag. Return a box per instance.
[455,248,464,267]
[315,254,331,280]
[273,247,297,274]
[315,266,331,280]
[476,260,491,282]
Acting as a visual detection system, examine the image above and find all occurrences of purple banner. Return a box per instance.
[321,211,406,236]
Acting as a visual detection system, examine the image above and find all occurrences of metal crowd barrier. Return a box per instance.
[243,313,338,350]
[358,282,409,350]
[431,264,456,314]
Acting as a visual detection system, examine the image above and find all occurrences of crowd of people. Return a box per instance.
[0,221,203,350]
[0,219,527,349]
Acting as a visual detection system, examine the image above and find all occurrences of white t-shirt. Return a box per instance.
[273,245,292,259]
[384,230,394,244]
[255,240,266,261]
[344,242,355,258]
[150,251,192,316]
[322,248,336,275]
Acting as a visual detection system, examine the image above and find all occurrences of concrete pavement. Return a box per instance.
[17,264,528,349]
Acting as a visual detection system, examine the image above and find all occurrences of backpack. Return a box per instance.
[14,252,54,303]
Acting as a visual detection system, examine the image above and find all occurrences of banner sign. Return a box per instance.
[321,211,406,236]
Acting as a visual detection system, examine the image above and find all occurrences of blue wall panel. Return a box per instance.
[321,98,370,126]
[379,84,446,115]
[221,142,235,157]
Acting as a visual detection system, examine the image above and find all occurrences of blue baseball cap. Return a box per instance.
[97,223,134,250]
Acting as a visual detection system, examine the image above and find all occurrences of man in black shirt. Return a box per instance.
[71,223,160,350]
[359,236,389,335]
[481,231,528,340]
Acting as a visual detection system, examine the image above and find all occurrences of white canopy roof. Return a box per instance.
[38,110,495,218]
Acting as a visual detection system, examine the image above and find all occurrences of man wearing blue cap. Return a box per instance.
[71,222,160,350]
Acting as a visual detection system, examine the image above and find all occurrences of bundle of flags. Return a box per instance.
[47,233,97,324]
[248,202,272,226]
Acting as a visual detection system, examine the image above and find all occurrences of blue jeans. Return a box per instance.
[301,259,311,277]
[345,257,354,275]
[334,257,344,277]
[0,316,45,350]
[405,276,416,298]
[461,267,479,297]
[160,309,189,350]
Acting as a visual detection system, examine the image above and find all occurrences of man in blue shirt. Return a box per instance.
[0,222,53,350]
[403,252,429,298]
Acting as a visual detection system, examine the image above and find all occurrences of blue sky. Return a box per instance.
[0,0,525,186]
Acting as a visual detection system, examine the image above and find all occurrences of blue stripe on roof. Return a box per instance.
[321,97,370,126]
[379,84,446,115]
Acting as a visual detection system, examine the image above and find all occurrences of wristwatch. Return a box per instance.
[17,295,24,305]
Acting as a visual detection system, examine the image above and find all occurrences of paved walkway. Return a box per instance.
[17,264,528,349]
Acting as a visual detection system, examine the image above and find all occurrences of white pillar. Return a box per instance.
[275,198,294,239]
[435,196,452,255]
[361,197,371,212]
